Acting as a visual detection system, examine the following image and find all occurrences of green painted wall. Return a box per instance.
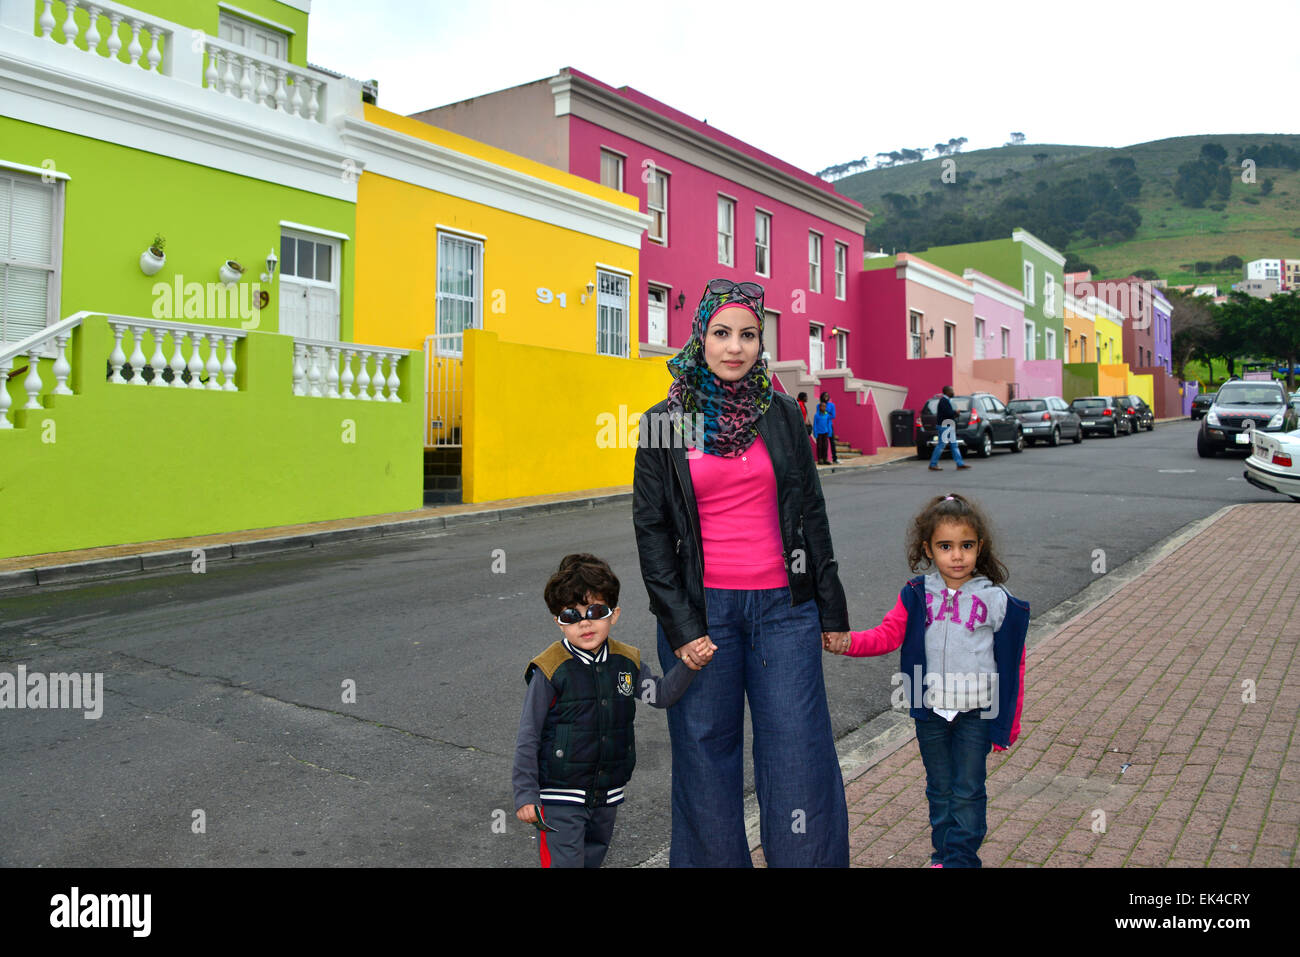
[1,316,422,559]
[1,115,354,339]
[919,234,1065,361]
[1062,362,1098,401]
[39,0,310,66]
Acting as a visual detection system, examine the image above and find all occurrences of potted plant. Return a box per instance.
[139,234,166,276]
[219,259,245,285]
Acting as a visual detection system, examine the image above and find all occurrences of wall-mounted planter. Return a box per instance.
[139,248,166,276]
[219,260,246,285]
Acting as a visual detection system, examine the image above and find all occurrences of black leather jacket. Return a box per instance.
[632,391,849,650]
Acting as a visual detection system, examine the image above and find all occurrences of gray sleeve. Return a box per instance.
[512,671,552,810]
[636,659,696,709]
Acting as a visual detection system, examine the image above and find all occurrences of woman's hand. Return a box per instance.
[822,631,851,655]
[675,635,717,670]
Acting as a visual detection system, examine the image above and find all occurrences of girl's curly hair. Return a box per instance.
[905,493,1009,585]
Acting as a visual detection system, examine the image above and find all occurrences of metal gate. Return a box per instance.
[425,333,463,447]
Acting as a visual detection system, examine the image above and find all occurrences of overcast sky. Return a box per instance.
[307,0,1300,175]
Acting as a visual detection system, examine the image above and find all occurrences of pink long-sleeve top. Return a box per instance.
[687,434,787,590]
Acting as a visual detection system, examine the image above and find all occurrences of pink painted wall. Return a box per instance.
[567,115,863,364]
[1015,359,1063,398]
[970,286,1024,369]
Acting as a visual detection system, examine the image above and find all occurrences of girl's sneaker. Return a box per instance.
[928,862,943,868]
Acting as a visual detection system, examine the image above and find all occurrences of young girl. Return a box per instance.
[827,493,1028,868]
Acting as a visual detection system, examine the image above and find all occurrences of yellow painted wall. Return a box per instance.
[1096,318,1123,365]
[462,330,672,502]
[1098,364,1129,395]
[354,105,642,355]
[1126,372,1154,406]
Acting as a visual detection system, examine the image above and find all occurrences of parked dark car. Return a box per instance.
[1190,391,1215,420]
[1198,378,1298,457]
[915,392,1024,458]
[1007,396,1082,446]
[1115,394,1155,433]
[1069,396,1131,437]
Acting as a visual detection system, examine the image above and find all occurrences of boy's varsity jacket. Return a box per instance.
[512,637,694,810]
[846,574,1029,750]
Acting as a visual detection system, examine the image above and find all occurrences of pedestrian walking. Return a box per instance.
[825,493,1028,868]
[930,385,970,471]
[632,277,851,867]
[513,553,710,867]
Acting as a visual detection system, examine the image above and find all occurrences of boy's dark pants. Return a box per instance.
[538,804,617,868]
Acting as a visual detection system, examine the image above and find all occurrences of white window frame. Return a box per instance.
[809,231,822,294]
[943,320,956,358]
[809,322,824,372]
[1000,326,1011,359]
[218,10,289,60]
[909,310,924,359]
[1044,327,1056,361]
[1023,261,1035,305]
[1043,272,1056,317]
[755,209,771,277]
[1024,319,1036,360]
[0,168,64,344]
[596,269,629,358]
[834,241,847,300]
[834,328,848,369]
[599,149,625,192]
[1063,325,1071,360]
[435,231,483,356]
[717,194,735,267]
[647,170,668,246]
[974,316,986,359]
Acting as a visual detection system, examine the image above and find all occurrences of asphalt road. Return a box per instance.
[0,419,1283,866]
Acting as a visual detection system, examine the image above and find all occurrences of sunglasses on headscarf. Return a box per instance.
[706,279,765,300]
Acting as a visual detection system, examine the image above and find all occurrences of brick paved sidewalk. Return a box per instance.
[765,503,1300,867]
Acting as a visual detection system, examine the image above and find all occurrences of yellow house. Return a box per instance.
[1093,297,1124,367]
[343,105,667,503]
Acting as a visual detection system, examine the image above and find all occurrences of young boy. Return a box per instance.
[513,553,710,867]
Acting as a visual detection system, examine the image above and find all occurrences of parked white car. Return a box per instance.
[1244,429,1300,501]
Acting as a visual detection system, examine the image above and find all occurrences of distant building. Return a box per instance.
[1233,279,1280,299]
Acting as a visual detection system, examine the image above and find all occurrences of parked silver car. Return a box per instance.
[1007,396,1083,446]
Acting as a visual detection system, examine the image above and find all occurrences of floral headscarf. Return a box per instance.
[665,283,773,457]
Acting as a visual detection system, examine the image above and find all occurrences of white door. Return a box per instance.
[647,287,667,346]
[974,318,986,359]
[279,231,340,340]
[809,324,824,372]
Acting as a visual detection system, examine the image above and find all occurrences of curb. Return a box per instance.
[0,453,918,594]
[0,493,634,594]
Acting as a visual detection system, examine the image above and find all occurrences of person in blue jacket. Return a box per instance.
[826,492,1028,868]
[812,399,834,464]
[820,391,839,463]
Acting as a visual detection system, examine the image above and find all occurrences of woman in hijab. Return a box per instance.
[632,278,851,867]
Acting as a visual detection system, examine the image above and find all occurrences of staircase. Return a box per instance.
[833,438,864,459]
[423,447,462,505]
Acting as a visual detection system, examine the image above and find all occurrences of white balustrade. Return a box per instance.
[0,313,86,428]
[291,338,409,402]
[104,318,247,390]
[202,35,327,124]
[31,0,172,73]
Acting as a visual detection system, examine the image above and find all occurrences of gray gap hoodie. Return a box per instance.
[923,573,1007,714]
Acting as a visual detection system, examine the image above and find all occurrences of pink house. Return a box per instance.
[412,68,868,364]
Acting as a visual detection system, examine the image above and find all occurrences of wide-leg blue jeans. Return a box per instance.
[656,587,849,867]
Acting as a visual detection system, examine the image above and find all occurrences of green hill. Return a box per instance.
[833,134,1300,286]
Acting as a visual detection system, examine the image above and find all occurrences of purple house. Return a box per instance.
[411,68,876,443]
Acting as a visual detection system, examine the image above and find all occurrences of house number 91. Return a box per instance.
[536,288,567,307]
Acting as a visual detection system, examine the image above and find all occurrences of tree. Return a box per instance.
[1261,177,1274,196]
[1200,142,1227,164]
[1005,132,1026,146]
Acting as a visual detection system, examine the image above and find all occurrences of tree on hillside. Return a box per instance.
[1261,178,1274,196]
[1231,291,1300,391]
[1169,288,1224,382]
[1005,132,1026,146]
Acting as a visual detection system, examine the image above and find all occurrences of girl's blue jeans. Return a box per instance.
[914,708,992,867]
[656,586,849,867]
